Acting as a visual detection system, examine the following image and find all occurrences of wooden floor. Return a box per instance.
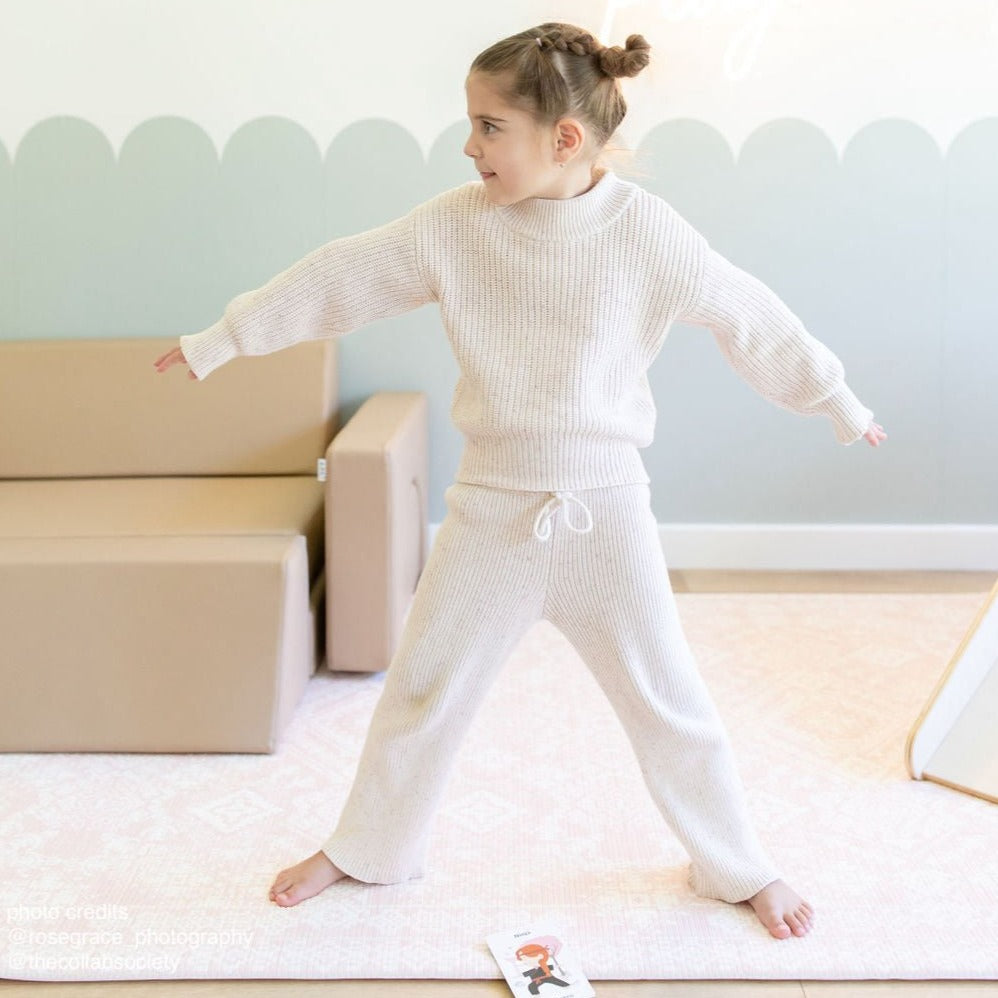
[4,572,996,998]
[5,982,998,997]
[666,569,998,594]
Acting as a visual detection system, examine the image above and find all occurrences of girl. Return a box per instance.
[155,22,886,940]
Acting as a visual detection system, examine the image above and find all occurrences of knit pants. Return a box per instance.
[321,481,781,903]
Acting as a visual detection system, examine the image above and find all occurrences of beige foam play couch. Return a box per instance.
[0,337,428,753]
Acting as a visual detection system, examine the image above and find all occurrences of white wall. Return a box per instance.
[2,0,996,161]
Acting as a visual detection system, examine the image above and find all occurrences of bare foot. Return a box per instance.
[269,850,348,907]
[745,879,814,939]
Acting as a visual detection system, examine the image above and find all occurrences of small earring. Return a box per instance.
[559,162,565,169]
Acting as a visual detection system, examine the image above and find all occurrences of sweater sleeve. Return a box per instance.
[179,205,435,380]
[677,240,874,446]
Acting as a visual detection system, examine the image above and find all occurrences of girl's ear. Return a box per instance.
[554,117,587,163]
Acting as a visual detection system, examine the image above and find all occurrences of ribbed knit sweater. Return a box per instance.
[180,169,874,491]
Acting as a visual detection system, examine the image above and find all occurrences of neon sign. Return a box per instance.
[599,0,788,81]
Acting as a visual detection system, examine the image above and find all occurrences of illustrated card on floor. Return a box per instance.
[486,921,595,998]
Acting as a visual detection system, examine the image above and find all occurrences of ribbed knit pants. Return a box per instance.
[321,482,782,903]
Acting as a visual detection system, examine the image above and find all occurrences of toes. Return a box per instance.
[273,885,305,907]
[748,885,814,939]
[767,917,791,939]
[269,870,300,904]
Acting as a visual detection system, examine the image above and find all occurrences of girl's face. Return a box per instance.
[464,72,581,205]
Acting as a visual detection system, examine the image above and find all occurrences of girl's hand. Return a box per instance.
[153,346,197,380]
[864,421,887,447]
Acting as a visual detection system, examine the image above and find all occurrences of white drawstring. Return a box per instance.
[533,491,594,542]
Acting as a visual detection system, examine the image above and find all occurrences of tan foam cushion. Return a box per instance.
[0,476,325,576]
[326,392,428,672]
[0,534,315,752]
[0,336,338,478]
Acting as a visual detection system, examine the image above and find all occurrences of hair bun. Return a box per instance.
[598,33,651,79]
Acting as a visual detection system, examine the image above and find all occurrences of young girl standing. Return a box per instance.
[156,22,886,940]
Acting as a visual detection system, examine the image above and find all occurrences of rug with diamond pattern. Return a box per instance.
[2,592,996,981]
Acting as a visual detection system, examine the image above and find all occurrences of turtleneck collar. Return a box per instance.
[492,169,635,241]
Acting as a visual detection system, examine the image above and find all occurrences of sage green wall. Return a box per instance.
[2,115,996,524]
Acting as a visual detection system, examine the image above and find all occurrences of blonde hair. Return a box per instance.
[469,22,652,177]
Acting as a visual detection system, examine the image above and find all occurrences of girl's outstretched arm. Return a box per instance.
[162,203,436,382]
[678,241,877,447]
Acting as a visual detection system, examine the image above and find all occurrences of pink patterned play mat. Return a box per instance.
[2,592,997,982]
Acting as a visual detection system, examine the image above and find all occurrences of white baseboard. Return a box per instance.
[428,523,998,571]
[658,525,998,571]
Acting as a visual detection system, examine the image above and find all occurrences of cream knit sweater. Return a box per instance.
[180,169,874,491]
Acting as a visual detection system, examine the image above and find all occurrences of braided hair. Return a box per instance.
[469,22,651,155]
[535,25,650,79]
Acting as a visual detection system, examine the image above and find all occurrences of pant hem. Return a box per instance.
[320,844,424,886]
[687,863,780,904]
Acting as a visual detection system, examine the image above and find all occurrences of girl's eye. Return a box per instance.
[482,121,496,134]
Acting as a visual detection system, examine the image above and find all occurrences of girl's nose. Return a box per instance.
[463,135,479,159]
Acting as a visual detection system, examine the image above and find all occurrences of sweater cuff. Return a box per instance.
[179,319,240,381]
[815,385,874,445]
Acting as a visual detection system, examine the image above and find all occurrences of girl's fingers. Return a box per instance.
[865,423,887,446]
[153,347,190,374]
